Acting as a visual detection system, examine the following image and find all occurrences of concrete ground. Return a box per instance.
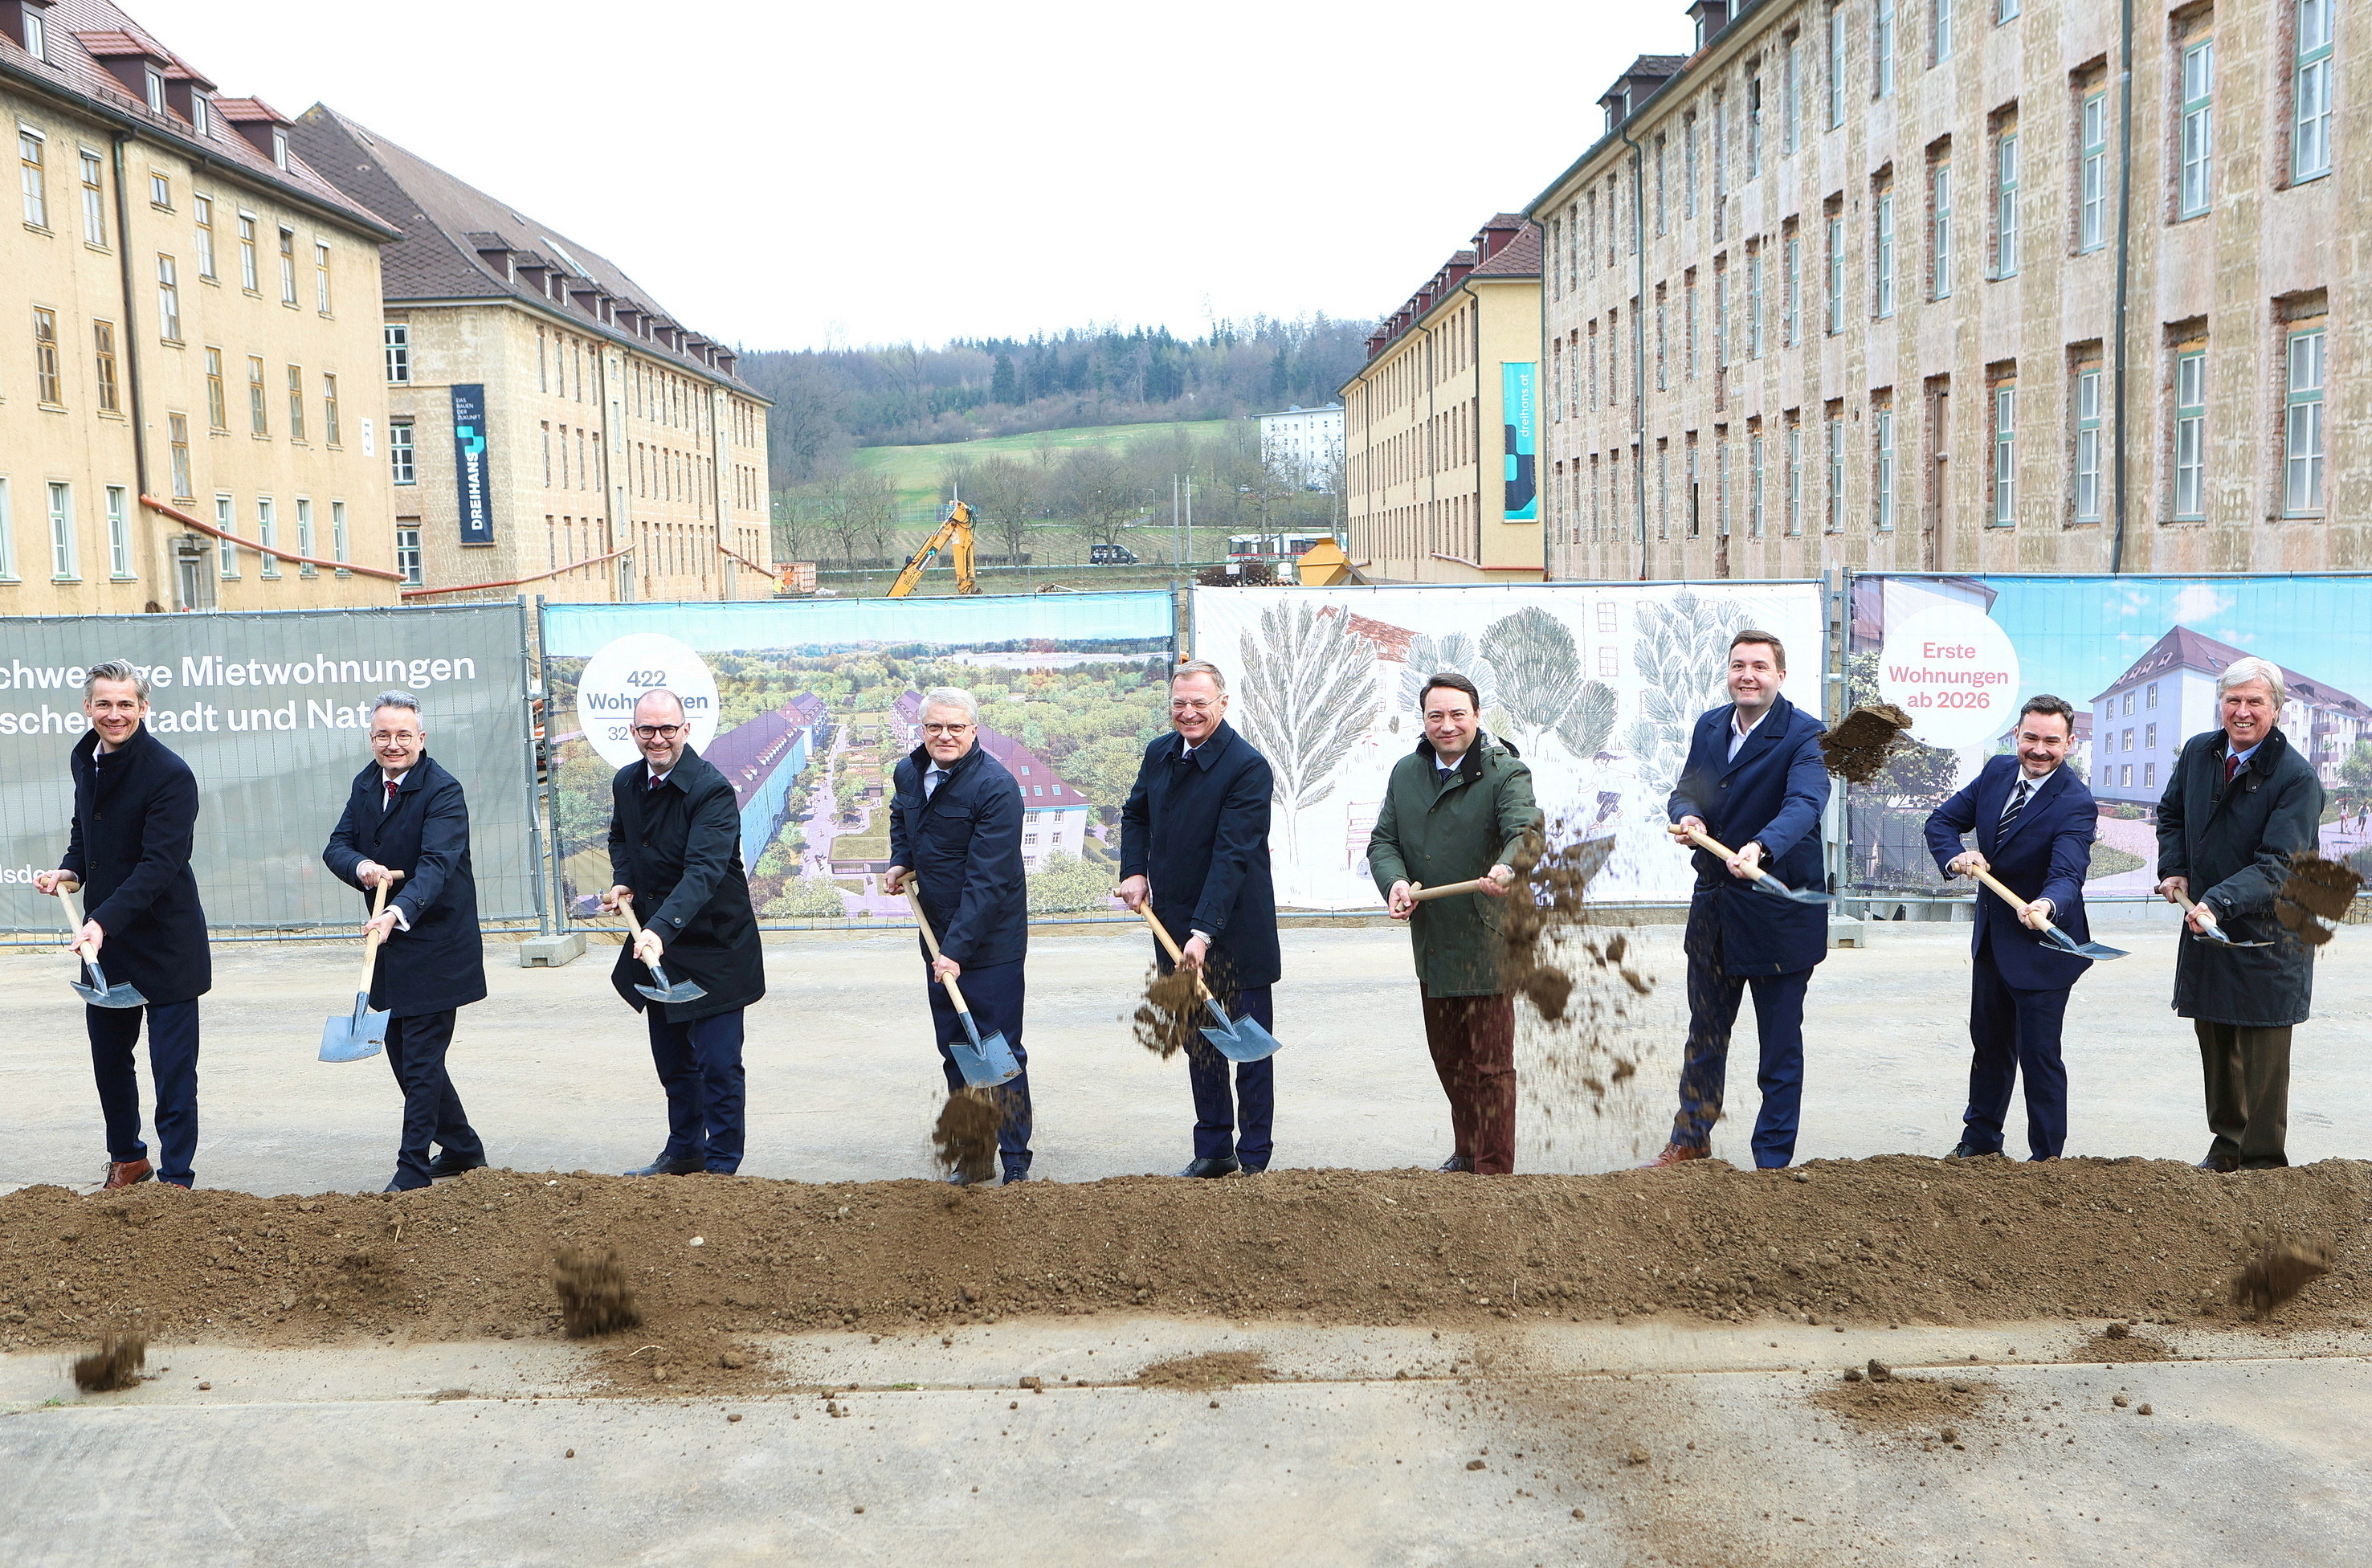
[5,914,2368,1564]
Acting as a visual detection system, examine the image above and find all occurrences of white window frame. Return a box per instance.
[216,494,239,578]
[106,484,133,578]
[48,480,78,581]
[1874,0,1896,97]
[193,193,216,279]
[2074,365,2103,524]
[1990,385,2016,525]
[332,500,349,568]
[19,125,47,228]
[1875,189,1896,316]
[390,419,416,485]
[1748,251,1765,357]
[396,525,423,587]
[0,477,15,582]
[2078,93,2107,252]
[1875,407,1896,530]
[258,497,280,578]
[1827,4,1847,129]
[1826,214,1845,333]
[1783,232,1802,345]
[237,211,258,291]
[1932,161,1954,298]
[2295,0,2334,183]
[1749,430,1766,536]
[2179,40,2215,220]
[156,253,180,342]
[79,146,105,247]
[1827,412,1846,532]
[1934,0,1952,63]
[1993,132,2019,277]
[1786,423,1804,535]
[2285,327,2327,516]
[385,323,411,384]
[2172,348,2206,521]
[1784,34,1802,155]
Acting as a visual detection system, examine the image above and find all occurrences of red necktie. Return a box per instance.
[384,778,398,808]
[2225,751,2242,783]
[649,774,663,790]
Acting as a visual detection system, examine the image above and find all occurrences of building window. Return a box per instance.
[190,93,206,136]
[323,374,341,446]
[257,498,279,578]
[333,500,349,567]
[2078,93,2108,251]
[93,321,120,413]
[1684,115,1700,218]
[205,347,227,431]
[19,127,47,227]
[193,194,216,278]
[1874,186,1896,316]
[1827,409,1846,532]
[1684,279,1698,378]
[1933,0,1953,63]
[271,127,289,169]
[1784,34,1802,154]
[169,413,193,500]
[49,482,77,579]
[32,305,62,403]
[1749,430,1766,536]
[385,323,410,384]
[1874,401,1897,529]
[2172,347,2206,521]
[1931,156,1953,297]
[390,420,415,484]
[286,365,306,442]
[1993,131,2019,277]
[80,148,105,247]
[1990,382,2016,525]
[1746,74,1763,178]
[1783,232,1801,345]
[216,495,238,578]
[0,477,14,581]
[156,254,181,342]
[1827,213,1846,333]
[296,498,316,577]
[247,355,268,435]
[237,212,258,291]
[1747,248,1765,357]
[315,241,332,312]
[2285,327,2327,515]
[396,525,423,586]
[1874,0,1896,97]
[1999,0,2019,18]
[148,169,169,207]
[1827,3,1847,127]
[107,486,132,578]
[1713,271,1727,369]
[277,227,297,304]
[2179,39,2215,219]
[2296,0,2334,182]
[2073,365,2103,524]
[1786,421,1804,535]
[21,3,44,59]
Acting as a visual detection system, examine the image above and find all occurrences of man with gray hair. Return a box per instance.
[323,692,490,1191]
[35,661,211,1190]
[2155,655,2326,1171]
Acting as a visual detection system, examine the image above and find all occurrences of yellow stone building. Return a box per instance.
[1341,214,1546,583]
[293,105,772,606]
[2,0,403,613]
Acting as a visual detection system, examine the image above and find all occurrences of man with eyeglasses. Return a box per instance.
[322,691,490,1191]
[600,688,765,1177]
[1119,659,1280,1178]
[885,685,1033,1183]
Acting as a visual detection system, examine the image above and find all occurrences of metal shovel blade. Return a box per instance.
[1198,997,1283,1063]
[2039,925,2129,962]
[319,991,388,1062]
[1753,872,1835,906]
[2192,925,2274,949]
[70,955,147,1010]
[945,1010,1022,1088]
[633,962,708,1007]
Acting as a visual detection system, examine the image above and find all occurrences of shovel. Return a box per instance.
[2169,887,2273,948]
[1681,828,1834,905]
[52,880,145,1009]
[613,893,708,1007]
[1409,835,1617,903]
[1967,865,2129,961]
[320,869,403,1062]
[1129,901,1284,1064]
[903,886,1021,1088]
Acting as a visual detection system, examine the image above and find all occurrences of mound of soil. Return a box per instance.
[2074,1325,2174,1362]
[1811,1370,1998,1432]
[3,1157,2365,1363]
[931,1090,1001,1185]
[71,1331,145,1392]
[1134,1350,1272,1390]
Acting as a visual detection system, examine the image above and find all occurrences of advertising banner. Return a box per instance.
[541,592,1177,924]
[1190,582,1826,909]
[0,604,538,931]
[1500,361,1537,521]
[451,383,492,546]
[1846,574,2372,897]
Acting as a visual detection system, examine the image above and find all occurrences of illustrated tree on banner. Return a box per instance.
[1238,601,1380,865]
[1478,606,1618,762]
[1398,631,1500,718]
[1627,588,1750,794]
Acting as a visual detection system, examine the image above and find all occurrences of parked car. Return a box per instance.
[1088,544,1139,565]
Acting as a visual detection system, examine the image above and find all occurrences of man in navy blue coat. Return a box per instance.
[37,661,212,1190]
[886,686,1033,1182]
[1653,631,1831,1170]
[1119,659,1280,1178]
[1925,695,2099,1161]
[323,692,491,1192]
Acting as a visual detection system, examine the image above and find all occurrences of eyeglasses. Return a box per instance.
[921,722,974,736]
[631,724,685,740]
[1170,699,1218,714]
[370,730,421,744]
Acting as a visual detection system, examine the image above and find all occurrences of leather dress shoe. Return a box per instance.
[102,1158,153,1190]
[383,1177,430,1194]
[427,1153,488,1180]
[1643,1143,1709,1169]
[1946,1141,2000,1160]
[1437,1154,1476,1174]
[623,1155,703,1177]
[1000,1167,1031,1186]
[1178,1156,1240,1178]
[2195,1150,2240,1174]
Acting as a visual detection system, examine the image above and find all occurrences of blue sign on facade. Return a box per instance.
[450,383,493,546]
[1500,361,1537,521]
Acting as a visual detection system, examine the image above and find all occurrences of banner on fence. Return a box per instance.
[1190,582,1827,909]
[1845,574,2372,898]
[0,603,538,931]
[540,592,1178,923]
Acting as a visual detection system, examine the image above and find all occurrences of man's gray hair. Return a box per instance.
[372,690,422,722]
[84,659,149,700]
[632,687,688,720]
[2219,657,2288,708]
[921,685,980,724]
[1172,659,1227,695]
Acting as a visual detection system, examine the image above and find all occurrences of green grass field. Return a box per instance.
[844,419,1234,510]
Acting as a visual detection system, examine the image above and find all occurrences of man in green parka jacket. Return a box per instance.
[1367,672,1541,1174]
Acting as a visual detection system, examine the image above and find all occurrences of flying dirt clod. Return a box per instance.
[551,1244,642,1337]
[1819,703,1917,784]
[71,1332,146,1393]
[931,1088,1002,1186]
[2276,851,2362,945]
[2230,1241,2333,1316]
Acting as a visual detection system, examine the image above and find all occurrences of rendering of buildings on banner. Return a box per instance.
[707,692,829,871]
[1341,214,1547,584]
[1542,0,2361,584]
[2088,626,2372,806]
[884,688,1092,874]
[290,106,772,606]
[1,0,404,613]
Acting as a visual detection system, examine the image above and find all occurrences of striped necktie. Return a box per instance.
[1999,778,2031,835]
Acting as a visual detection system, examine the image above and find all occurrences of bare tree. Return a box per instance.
[1235,602,1379,863]
[967,455,1040,566]
[815,476,870,574]
[1055,446,1137,550]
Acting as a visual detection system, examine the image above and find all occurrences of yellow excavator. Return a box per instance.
[886,500,980,598]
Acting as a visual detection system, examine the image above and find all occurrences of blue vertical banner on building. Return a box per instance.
[1500,361,1537,521]
[450,383,493,546]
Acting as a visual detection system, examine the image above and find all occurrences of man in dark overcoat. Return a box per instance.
[1925,695,2098,1161]
[37,661,212,1190]
[1653,630,1831,1171]
[2155,657,2327,1171]
[1119,659,1280,1178]
[323,691,490,1191]
[602,688,766,1176]
[884,685,1033,1183]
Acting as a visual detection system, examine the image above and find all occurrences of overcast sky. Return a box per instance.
[132,0,1680,352]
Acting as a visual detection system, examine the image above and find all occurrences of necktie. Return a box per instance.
[1999,778,2031,833]
[925,768,945,799]
[383,778,398,810]
[648,773,663,790]
[2226,751,2243,783]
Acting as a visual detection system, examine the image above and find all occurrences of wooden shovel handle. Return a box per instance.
[904,885,973,1013]
[1410,876,1498,902]
[1126,899,1215,1003]
[1967,864,2067,937]
[1682,827,1742,862]
[53,882,95,961]
[357,869,403,990]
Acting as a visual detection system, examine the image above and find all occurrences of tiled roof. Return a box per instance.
[1471,223,1541,279]
[705,694,825,811]
[894,690,1086,804]
[2094,625,2370,714]
[291,103,756,390]
[0,0,390,235]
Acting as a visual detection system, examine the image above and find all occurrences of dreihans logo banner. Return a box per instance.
[451,383,493,546]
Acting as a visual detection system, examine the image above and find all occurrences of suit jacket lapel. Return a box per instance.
[1718,696,1788,778]
[1992,765,2058,848]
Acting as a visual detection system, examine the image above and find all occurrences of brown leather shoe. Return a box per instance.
[1643,1143,1709,1169]
[102,1158,153,1190]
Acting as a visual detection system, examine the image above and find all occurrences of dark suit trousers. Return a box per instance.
[1963,946,2071,1160]
[928,958,1032,1174]
[384,1009,484,1190]
[88,998,201,1187]
[2196,1021,2292,1169]
[1186,986,1274,1168]
[1673,896,1810,1169]
[647,1008,747,1174]
[1419,985,1517,1174]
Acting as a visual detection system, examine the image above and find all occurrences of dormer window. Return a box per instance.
[190,93,207,135]
[23,5,45,62]
[145,67,165,113]
[271,127,288,169]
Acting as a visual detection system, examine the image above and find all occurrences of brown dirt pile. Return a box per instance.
[931,1090,1002,1184]
[5,1157,2368,1358]
[1819,703,1917,784]
[2075,1321,2173,1362]
[1811,1368,1999,1432]
[1132,966,1204,1060]
[550,1243,641,1337]
[2230,1240,2334,1315]
[2278,852,2363,945]
[71,1331,145,1392]
[1134,1350,1272,1390]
